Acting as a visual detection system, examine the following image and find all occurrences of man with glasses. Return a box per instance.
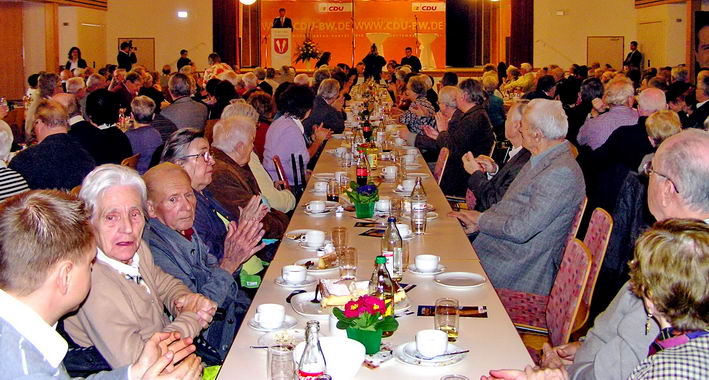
[537,129,709,380]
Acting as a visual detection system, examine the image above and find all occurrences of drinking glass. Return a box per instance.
[338,175,350,194]
[337,247,357,280]
[327,179,340,202]
[411,208,427,235]
[331,227,347,249]
[390,196,402,219]
[434,298,459,342]
[267,345,294,380]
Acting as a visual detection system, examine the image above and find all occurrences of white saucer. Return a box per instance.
[275,275,318,288]
[257,328,306,347]
[394,342,466,366]
[247,315,297,332]
[294,258,339,274]
[405,164,423,170]
[400,211,439,221]
[304,209,332,217]
[313,172,335,180]
[297,241,326,251]
[285,229,320,241]
[408,264,446,275]
[406,172,430,179]
[434,272,487,289]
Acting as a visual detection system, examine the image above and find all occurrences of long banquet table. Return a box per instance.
[217,137,533,379]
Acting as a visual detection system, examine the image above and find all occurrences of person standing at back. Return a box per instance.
[117,41,137,71]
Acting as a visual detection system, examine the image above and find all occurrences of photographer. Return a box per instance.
[117,41,138,71]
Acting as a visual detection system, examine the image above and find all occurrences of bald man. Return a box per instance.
[143,162,264,360]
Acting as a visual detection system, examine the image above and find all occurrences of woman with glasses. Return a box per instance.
[160,128,267,262]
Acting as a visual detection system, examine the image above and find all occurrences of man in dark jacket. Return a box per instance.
[464,100,531,211]
[362,44,386,82]
[116,41,137,71]
[303,78,345,136]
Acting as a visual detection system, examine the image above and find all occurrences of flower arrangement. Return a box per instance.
[345,182,379,204]
[332,295,399,332]
[295,26,321,64]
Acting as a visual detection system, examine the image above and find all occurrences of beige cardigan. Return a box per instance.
[64,241,204,368]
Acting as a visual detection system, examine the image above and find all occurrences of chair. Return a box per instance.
[432,147,449,184]
[70,185,81,195]
[496,238,592,350]
[120,153,141,170]
[567,196,588,245]
[204,119,219,144]
[573,208,613,334]
[272,155,291,190]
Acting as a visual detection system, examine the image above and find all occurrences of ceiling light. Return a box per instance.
[177,11,188,18]
[240,0,257,4]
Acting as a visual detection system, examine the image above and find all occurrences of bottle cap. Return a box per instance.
[375,256,386,264]
[387,216,396,223]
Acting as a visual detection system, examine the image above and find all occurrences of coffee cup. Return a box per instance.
[254,304,286,329]
[306,201,326,213]
[401,179,415,192]
[416,329,448,358]
[313,181,328,193]
[395,137,406,146]
[375,197,391,212]
[335,147,347,158]
[329,313,347,337]
[405,147,418,156]
[404,154,416,164]
[383,165,398,179]
[415,254,440,272]
[300,230,326,248]
[396,223,412,238]
[282,265,307,284]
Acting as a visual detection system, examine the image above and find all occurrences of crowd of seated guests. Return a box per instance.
[2,48,709,380]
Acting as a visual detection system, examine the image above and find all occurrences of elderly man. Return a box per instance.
[9,99,95,190]
[253,67,273,95]
[450,99,585,296]
[53,92,103,165]
[463,100,531,212]
[303,78,345,135]
[143,163,264,359]
[535,129,709,380]
[502,62,535,93]
[421,79,495,196]
[162,73,209,131]
[578,77,639,150]
[208,116,290,239]
[242,72,261,99]
[0,190,202,379]
[686,70,709,129]
[111,71,143,112]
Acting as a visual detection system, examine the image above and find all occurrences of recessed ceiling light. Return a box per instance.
[177,11,188,18]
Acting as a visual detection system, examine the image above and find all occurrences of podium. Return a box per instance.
[271,28,292,69]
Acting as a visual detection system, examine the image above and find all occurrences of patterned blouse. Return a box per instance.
[629,333,709,379]
[399,96,436,135]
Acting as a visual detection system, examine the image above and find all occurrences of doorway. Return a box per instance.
[587,36,624,70]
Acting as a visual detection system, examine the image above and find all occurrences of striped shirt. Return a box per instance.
[0,167,29,201]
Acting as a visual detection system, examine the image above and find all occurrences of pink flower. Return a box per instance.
[343,300,362,318]
[359,296,386,316]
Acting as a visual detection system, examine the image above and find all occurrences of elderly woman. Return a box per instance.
[160,128,267,261]
[126,95,162,174]
[63,164,217,368]
[0,111,28,200]
[638,110,683,172]
[482,72,506,138]
[399,74,436,135]
[143,162,264,359]
[483,219,709,380]
[263,84,330,184]
[247,92,274,160]
[85,88,133,165]
[390,66,412,107]
[222,101,296,213]
[403,86,462,157]
[138,71,165,113]
[303,78,345,136]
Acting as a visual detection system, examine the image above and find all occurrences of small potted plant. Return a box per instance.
[332,295,399,354]
[345,182,379,218]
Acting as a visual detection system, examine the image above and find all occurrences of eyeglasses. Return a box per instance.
[180,151,212,163]
[643,159,680,194]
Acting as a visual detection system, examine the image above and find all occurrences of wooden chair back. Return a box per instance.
[272,155,291,190]
[120,153,141,170]
[433,147,449,184]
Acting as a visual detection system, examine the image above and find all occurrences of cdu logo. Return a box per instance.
[274,38,289,54]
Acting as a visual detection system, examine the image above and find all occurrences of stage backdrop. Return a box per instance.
[261,0,446,70]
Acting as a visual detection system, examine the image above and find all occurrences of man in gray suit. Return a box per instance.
[0,190,201,379]
[450,99,585,296]
[162,73,209,131]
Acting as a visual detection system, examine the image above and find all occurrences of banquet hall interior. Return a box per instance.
[1,0,709,379]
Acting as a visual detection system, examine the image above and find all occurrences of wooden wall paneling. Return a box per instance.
[44,2,59,72]
[0,2,25,99]
[687,0,700,81]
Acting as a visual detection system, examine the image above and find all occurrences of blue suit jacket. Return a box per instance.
[473,141,585,295]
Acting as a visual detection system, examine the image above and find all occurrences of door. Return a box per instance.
[587,36,624,70]
[0,2,25,99]
[637,21,666,68]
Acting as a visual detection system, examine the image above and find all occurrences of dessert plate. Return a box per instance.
[434,272,487,289]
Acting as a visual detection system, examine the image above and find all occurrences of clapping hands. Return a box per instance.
[174,294,217,328]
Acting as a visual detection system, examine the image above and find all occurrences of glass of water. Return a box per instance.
[411,208,427,235]
[434,298,460,342]
[337,247,357,280]
[267,345,294,380]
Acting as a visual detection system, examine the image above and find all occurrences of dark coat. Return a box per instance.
[468,148,531,212]
[117,51,137,71]
[303,96,345,136]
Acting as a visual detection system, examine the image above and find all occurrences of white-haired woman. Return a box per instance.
[399,74,436,135]
[64,164,217,368]
[0,110,28,200]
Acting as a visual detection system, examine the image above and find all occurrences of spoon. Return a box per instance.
[415,349,470,360]
[310,283,321,304]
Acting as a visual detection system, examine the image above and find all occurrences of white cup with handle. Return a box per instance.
[254,304,286,329]
[313,181,328,193]
[415,254,440,273]
[282,265,307,284]
[375,197,391,212]
[401,179,416,192]
[416,329,448,357]
[300,230,326,248]
[306,201,326,214]
[383,165,398,180]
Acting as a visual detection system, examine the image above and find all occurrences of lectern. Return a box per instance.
[271,28,292,68]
